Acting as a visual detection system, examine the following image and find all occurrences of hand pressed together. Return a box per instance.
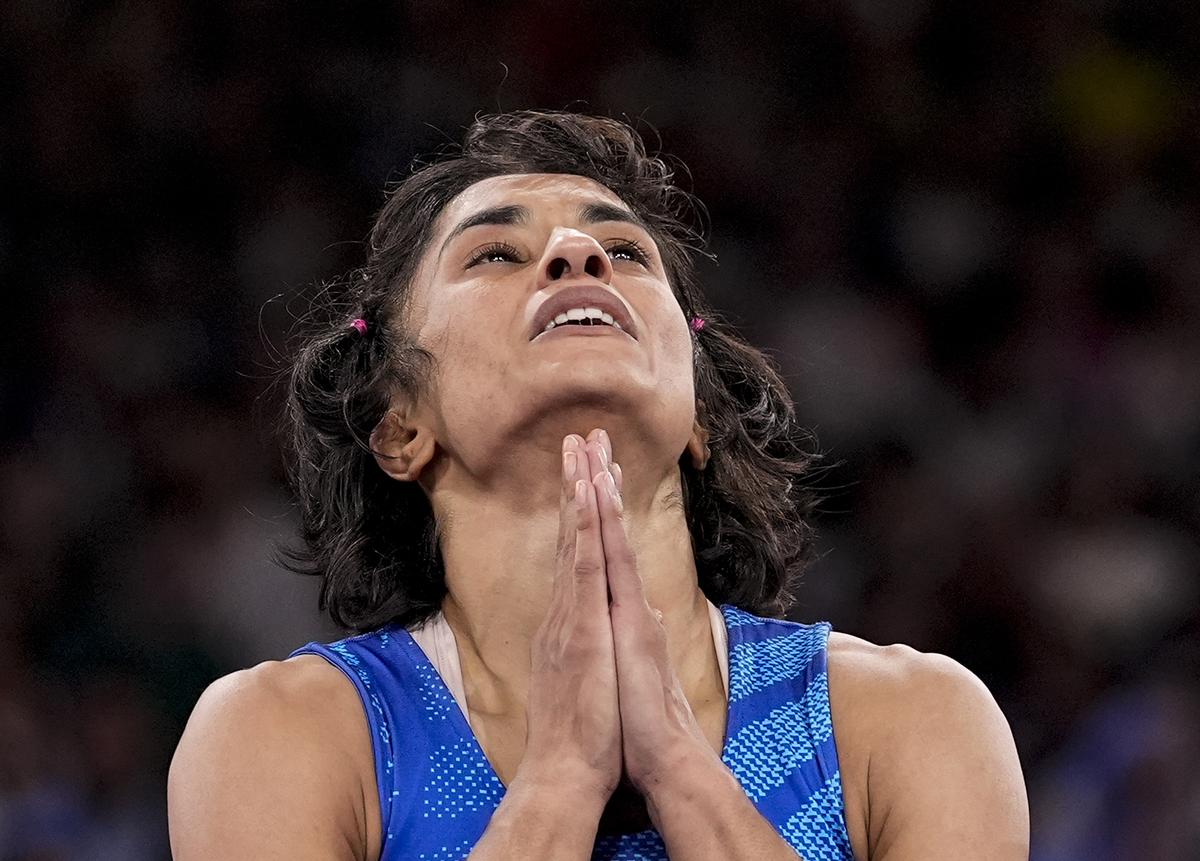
[519,428,716,814]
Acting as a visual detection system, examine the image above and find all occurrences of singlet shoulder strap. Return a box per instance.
[409,612,473,729]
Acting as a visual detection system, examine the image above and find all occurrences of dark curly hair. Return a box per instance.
[281,110,818,633]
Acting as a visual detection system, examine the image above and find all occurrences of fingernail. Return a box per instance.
[605,471,622,512]
[563,450,576,475]
[562,436,572,453]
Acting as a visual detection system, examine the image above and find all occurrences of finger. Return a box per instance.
[555,436,591,591]
[560,436,593,498]
[583,439,605,491]
[586,427,613,467]
[572,475,609,611]
[566,434,595,489]
[586,428,622,493]
[557,436,582,546]
[610,461,622,495]
[551,442,577,608]
[592,469,647,611]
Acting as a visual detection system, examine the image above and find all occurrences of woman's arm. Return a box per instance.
[638,644,1028,861]
[167,657,379,861]
[830,640,1030,860]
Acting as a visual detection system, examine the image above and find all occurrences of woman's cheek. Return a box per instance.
[655,312,693,368]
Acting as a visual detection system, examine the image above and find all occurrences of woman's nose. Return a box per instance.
[537,229,613,286]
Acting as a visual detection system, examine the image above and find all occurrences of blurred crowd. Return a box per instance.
[2,1,1198,858]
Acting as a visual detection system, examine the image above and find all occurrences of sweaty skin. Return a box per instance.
[168,174,1030,860]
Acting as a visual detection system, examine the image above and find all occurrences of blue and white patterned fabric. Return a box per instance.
[291,605,854,860]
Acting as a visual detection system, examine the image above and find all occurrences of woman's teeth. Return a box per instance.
[543,307,622,332]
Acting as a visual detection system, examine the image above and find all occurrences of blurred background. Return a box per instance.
[2,1,1198,858]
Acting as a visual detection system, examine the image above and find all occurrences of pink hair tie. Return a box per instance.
[690,316,706,332]
[350,318,368,336]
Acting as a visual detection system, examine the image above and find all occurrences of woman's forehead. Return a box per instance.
[437,173,628,231]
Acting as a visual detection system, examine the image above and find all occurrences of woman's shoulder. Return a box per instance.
[826,630,1006,739]
[209,653,365,720]
[168,656,379,859]
[827,630,988,691]
[825,631,1028,858]
[180,654,366,744]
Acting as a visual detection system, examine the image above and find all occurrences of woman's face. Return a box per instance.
[403,172,697,476]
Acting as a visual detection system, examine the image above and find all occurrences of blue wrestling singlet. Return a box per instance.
[291,605,854,860]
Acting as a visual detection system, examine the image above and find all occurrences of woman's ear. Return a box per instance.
[686,400,711,470]
[370,407,436,482]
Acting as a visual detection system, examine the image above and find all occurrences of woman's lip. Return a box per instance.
[530,323,636,342]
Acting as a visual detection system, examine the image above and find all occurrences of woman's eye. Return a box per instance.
[466,243,522,268]
[606,241,650,266]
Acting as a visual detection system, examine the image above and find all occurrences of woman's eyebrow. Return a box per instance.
[579,201,648,231]
[439,204,529,258]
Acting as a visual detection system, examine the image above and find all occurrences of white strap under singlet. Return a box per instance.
[409,601,731,731]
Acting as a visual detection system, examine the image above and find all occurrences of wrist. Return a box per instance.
[638,748,720,810]
[474,773,607,858]
[510,764,612,821]
[638,744,730,817]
